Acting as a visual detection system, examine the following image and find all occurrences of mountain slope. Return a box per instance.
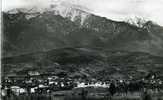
[2,2,163,57]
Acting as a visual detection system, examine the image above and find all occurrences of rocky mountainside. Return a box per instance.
[3,1,163,57]
[3,2,163,57]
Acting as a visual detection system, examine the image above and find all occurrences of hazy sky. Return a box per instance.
[2,0,163,26]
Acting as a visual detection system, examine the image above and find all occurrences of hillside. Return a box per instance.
[2,47,163,80]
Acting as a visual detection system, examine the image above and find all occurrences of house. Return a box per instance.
[10,86,27,95]
[1,89,7,96]
[28,71,40,76]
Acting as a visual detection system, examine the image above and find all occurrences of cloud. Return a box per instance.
[2,0,163,26]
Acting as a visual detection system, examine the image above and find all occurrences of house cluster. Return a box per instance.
[1,71,163,97]
[76,81,110,88]
[1,71,77,96]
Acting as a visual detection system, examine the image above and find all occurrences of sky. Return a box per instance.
[2,0,163,26]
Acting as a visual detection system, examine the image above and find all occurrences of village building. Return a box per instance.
[28,71,40,76]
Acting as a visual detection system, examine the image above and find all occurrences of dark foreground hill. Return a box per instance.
[2,47,163,80]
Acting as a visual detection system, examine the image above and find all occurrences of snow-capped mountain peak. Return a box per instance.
[47,1,91,25]
[6,1,91,25]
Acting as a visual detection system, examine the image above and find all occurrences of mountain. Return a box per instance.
[2,47,163,80]
[2,2,163,57]
[6,1,91,25]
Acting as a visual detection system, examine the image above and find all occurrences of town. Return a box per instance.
[1,70,163,100]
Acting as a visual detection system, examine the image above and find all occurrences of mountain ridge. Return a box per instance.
[2,2,163,57]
